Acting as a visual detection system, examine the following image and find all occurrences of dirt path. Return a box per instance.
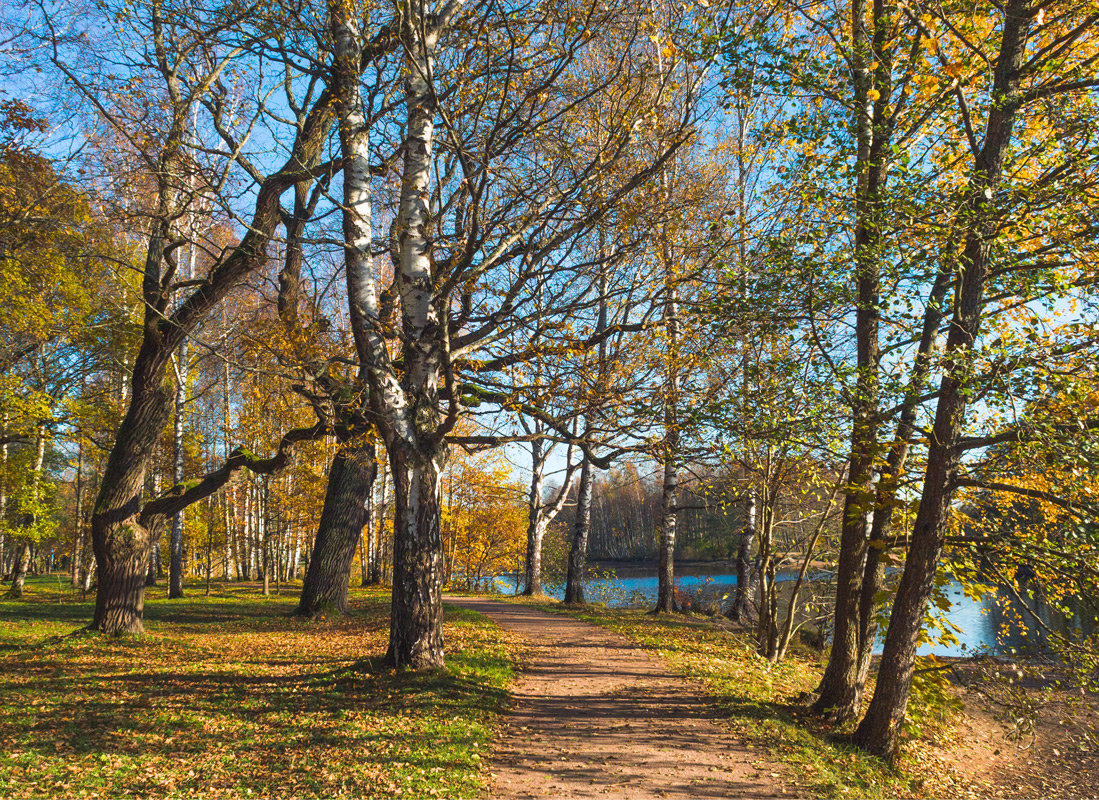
[445,597,791,799]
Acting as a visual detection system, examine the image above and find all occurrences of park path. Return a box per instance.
[444,596,792,799]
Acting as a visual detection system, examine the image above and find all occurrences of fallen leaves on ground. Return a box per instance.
[0,582,516,799]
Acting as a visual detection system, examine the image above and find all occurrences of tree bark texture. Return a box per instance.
[297,440,377,615]
[385,446,445,668]
[565,456,593,605]
[853,0,1029,758]
[729,489,757,620]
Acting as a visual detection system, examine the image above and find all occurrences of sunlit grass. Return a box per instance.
[0,576,517,799]
[514,597,983,799]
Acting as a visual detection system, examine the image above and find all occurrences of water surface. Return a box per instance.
[491,566,1091,657]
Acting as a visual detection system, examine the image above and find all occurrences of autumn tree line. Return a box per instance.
[2,0,1098,762]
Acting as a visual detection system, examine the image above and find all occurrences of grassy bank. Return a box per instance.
[0,576,517,799]
[513,598,982,800]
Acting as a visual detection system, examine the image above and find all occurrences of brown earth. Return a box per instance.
[945,661,1099,799]
[445,596,792,799]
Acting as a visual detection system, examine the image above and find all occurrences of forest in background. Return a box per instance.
[2,0,1098,762]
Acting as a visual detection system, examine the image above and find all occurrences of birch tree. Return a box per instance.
[329,0,704,664]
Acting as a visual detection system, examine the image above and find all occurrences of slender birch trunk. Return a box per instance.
[7,423,47,598]
[71,437,84,586]
[522,427,576,596]
[0,412,7,576]
[168,347,187,598]
[729,490,757,620]
[371,457,387,585]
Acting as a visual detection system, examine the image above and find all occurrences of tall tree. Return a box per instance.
[41,0,343,634]
[334,0,704,663]
[852,0,1099,759]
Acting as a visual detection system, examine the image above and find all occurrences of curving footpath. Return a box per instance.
[444,596,792,799]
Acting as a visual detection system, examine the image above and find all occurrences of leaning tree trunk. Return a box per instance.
[851,416,958,759]
[852,263,950,692]
[87,31,338,634]
[92,377,175,633]
[853,1,1027,756]
[297,439,377,615]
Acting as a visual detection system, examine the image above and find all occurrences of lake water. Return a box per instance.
[491,566,1091,657]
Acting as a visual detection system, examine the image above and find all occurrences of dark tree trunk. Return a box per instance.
[385,445,445,668]
[853,261,952,685]
[86,58,336,635]
[812,0,895,722]
[811,493,871,721]
[297,439,377,616]
[522,437,545,596]
[853,0,1028,756]
[146,542,159,586]
[92,379,174,634]
[852,435,955,758]
[564,457,593,605]
[654,452,677,613]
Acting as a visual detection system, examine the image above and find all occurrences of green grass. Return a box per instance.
[511,598,977,800]
[0,576,517,799]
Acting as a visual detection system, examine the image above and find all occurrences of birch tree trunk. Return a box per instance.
[729,490,757,620]
[169,345,187,599]
[329,0,457,667]
[0,412,7,575]
[8,423,48,598]
[654,447,678,613]
[522,428,576,596]
[71,437,84,587]
[260,477,269,596]
[370,458,387,585]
